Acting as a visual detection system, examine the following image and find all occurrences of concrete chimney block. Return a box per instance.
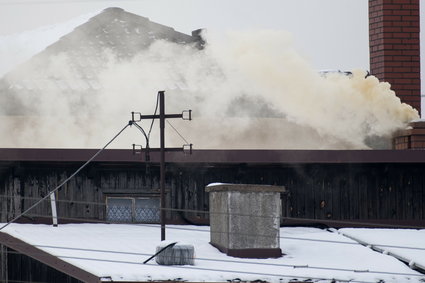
[206,183,285,258]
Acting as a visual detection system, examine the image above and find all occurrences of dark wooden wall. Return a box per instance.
[5,247,82,283]
[0,244,7,282]
[1,161,425,226]
[172,163,425,226]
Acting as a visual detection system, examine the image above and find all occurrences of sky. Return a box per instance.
[0,0,422,114]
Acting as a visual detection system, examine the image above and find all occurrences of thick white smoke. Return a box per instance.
[0,29,419,149]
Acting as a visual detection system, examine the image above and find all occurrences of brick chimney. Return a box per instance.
[369,0,421,114]
[393,120,425,149]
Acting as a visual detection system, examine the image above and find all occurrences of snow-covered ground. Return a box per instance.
[2,223,425,282]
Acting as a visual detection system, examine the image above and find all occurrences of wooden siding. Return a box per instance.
[1,161,424,226]
[0,244,7,282]
[7,247,83,283]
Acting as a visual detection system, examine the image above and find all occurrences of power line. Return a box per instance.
[0,122,131,231]
[1,194,278,220]
[13,245,425,277]
[132,121,149,142]
[3,248,422,282]
[1,193,425,251]
[2,200,425,253]
[0,194,106,206]
[148,91,160,141]
[166,120,189,144]
[2,195,425,250]
[3,193,423,230]
[2,213,424,280]
[130,92,159,153]
[9,212,425,254]
[20,209,422,249]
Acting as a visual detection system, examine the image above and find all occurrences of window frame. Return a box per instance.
[105,194,160,224]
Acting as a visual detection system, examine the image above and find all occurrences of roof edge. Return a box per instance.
[0,231,99,283]
[1,148,425,164]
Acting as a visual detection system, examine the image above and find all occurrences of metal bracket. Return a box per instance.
[131,112,142,122]
[182,110,192,121]
[132,144,143,155]
[183,144,193,155]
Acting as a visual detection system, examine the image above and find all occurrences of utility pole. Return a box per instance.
[132,91,191,241]
[159,90,166,241]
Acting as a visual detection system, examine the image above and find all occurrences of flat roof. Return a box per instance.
[1,148,425,164]
[1,223,424,282]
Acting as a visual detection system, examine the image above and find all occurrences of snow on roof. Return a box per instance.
[0,7,199,107]
[340,228,425,272]
[0,11,97,77]
[1,223,424,282]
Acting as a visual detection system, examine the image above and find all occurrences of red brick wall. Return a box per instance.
[369,0,421,113]
[393,121,425,149]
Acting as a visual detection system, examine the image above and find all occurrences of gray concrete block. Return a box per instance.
[206,184,285,258]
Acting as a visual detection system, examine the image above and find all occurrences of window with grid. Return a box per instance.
[106,197,160,223]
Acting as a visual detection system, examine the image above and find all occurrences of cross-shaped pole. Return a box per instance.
[134,91,191,240]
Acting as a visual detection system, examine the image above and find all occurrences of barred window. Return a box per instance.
[106,197,160,223]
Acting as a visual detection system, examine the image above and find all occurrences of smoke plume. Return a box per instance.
[0,29,419,149]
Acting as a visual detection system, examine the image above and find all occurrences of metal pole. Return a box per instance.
[159,91,166,241]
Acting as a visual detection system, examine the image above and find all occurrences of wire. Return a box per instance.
[1,193,425,251]
[282,216,425,229]
[130,92,159,160]
[147,92,160,142]
[2,212,425,280]
[3,193,423,230]
[0,194,106,206]
[166,120,189,144]
[0,162,421,276]
[132,91,159,150]
[0,122,131,231]
[1,194,425,250]
[132,121,149,142]
[12,212,425,253]
[159,206,425,229]
[3,248,422,282]
[5,244,424,278]
[2,194,425,249]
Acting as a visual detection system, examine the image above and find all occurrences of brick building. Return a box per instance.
[369,0,421,113]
